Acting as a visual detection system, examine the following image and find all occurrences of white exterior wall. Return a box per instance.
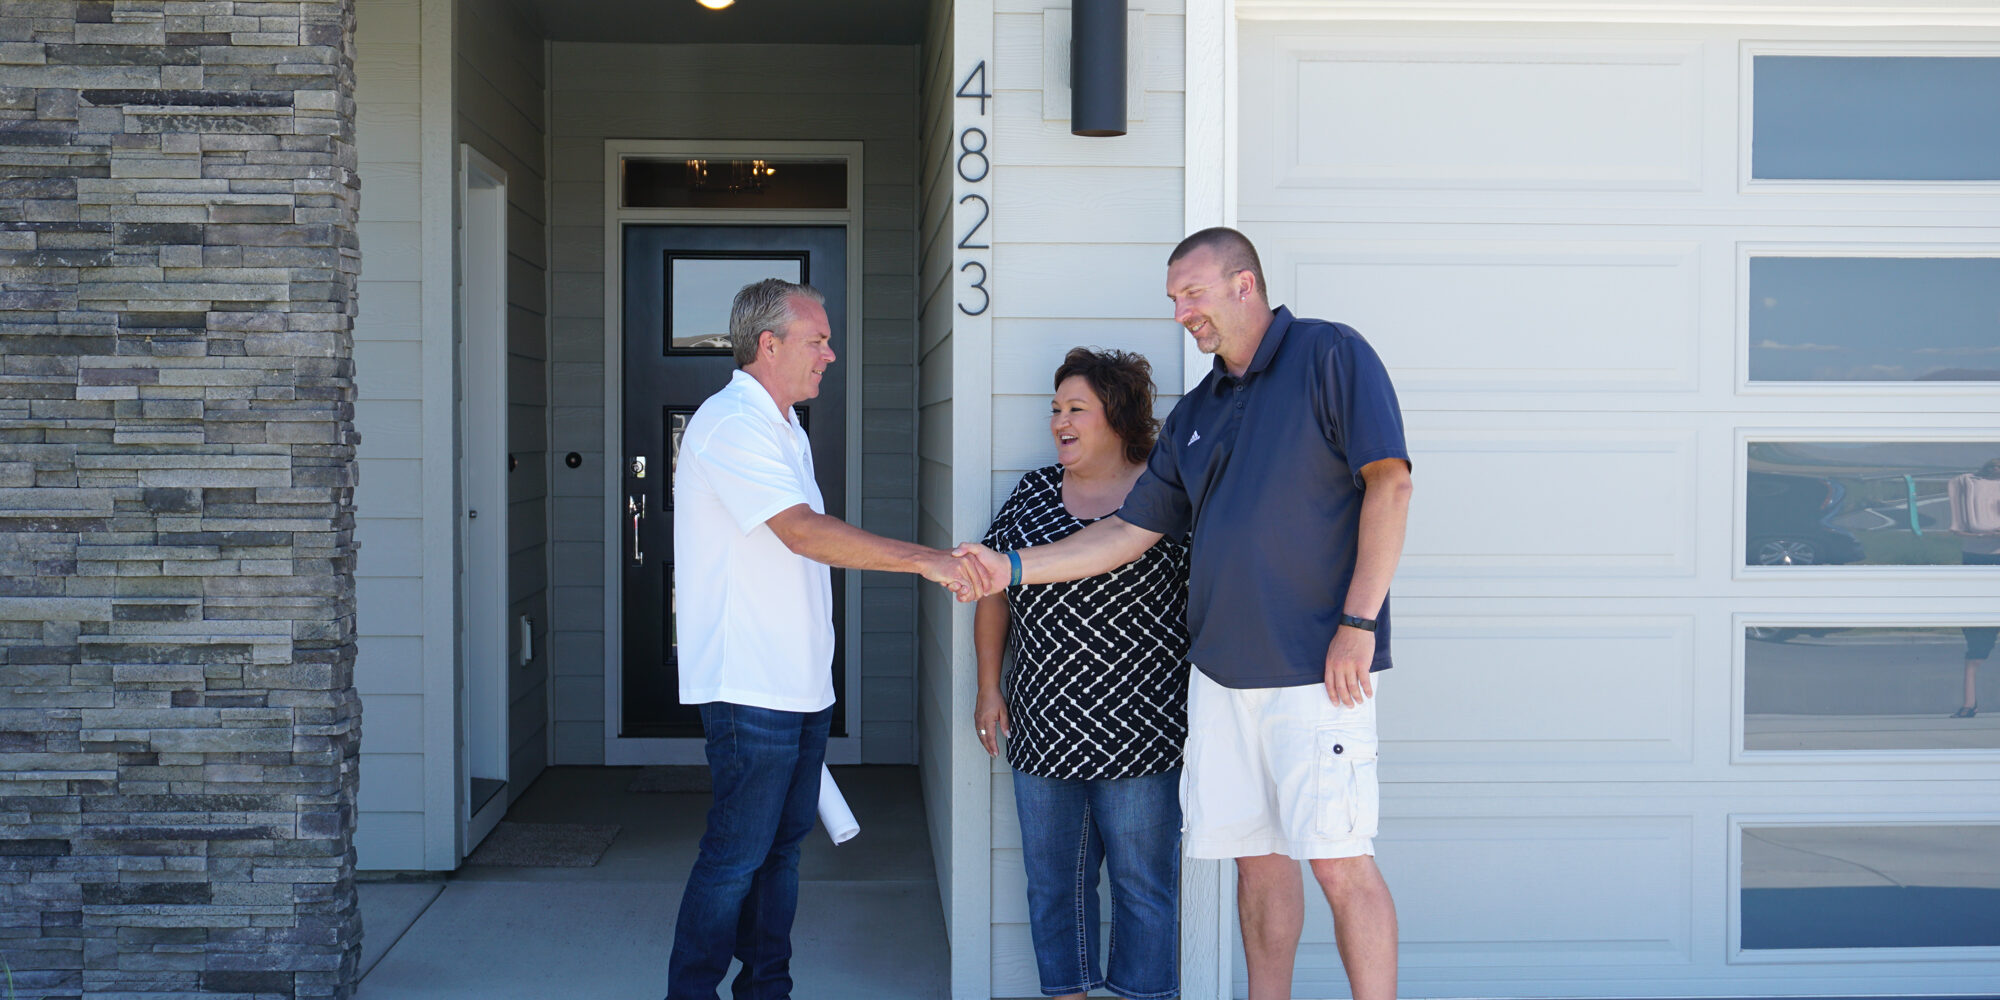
[353,0,438,870]
[974,2,1193,994]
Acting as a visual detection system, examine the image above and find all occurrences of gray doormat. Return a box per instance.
[627,766,711,793]
[464,822,620,868]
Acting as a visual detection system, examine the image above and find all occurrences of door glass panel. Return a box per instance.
[1746,442,2000,567]
[666,255,805,354]
[1749,257,2000,382]
[1753,56,2000,180]
[1742,825,2000,949]
[624,158,848,209]
[1744,625,2000,751]
[667,409,690,480]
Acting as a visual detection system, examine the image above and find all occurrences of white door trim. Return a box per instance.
[1184,0,1238,398]
[1183,4,1239,995]
[599,139,867,766]
[458,143,511,857]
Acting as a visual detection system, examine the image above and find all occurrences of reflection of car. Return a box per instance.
[1746,472,1865,566]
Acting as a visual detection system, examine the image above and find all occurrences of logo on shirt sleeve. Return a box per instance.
[1188,430,1201,446]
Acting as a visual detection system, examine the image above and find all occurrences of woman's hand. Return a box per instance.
[974,687,1010,757]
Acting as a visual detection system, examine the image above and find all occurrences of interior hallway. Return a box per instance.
[354,766,949,998]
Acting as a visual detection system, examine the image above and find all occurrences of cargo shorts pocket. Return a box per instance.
[1313,725,1379,840]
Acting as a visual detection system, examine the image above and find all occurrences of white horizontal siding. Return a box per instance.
[980,4,1190,994]
[353,0,431,872]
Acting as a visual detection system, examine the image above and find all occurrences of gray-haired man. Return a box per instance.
[666,278,974,999]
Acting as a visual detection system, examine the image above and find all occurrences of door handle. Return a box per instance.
[628,494,646,565]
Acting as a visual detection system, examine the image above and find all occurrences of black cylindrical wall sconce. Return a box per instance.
[1070,0,1126,137]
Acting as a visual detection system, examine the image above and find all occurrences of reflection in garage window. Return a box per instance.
[1749,257,2000,382]
[1744,626,1997,750]
[1746,441,2000,567]
[1753,56,2000,180]
[1742,825,2000,949]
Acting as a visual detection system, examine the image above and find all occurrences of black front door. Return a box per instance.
[620,224,848,738]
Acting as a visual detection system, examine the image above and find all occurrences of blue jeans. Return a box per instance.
[1012,768,1182,999]
[666,702,832,1000]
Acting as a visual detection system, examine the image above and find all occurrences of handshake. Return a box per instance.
[921,543,1010,603]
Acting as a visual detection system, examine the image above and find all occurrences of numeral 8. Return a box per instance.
[957,127,989,183]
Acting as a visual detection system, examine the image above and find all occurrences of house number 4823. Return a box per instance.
[956,59,991,317]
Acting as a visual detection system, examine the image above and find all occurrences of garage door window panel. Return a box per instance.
[1740,824,2000,951]
[1749,257,2000,383]
[1745,441,2000,568]
[1742,625,2000,753]
[1752,55,2000,181]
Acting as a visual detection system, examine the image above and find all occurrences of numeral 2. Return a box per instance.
[956,194,990,250]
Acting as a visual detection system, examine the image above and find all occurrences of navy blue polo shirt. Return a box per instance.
[1118,307,1409,689]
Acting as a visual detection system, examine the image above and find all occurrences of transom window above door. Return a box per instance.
[621,157,848,209]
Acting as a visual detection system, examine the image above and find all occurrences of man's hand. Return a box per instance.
[973,686,1010,757]
[949,542,1011,601]
[1324,626,1376,708]
[918,549,983,600]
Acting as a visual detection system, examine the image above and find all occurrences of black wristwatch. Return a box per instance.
[1337,613,1378,633]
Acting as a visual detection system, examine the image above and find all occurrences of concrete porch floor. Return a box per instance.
[355,765,950,999]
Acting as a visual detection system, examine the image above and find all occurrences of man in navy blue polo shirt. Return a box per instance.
[955,227,1413,1000]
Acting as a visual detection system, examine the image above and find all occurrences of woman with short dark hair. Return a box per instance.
[974,347,1191,1000]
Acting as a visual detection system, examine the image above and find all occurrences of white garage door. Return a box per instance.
[1235,12,2000,999]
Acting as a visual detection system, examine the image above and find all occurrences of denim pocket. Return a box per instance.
[1313,725,1379,839]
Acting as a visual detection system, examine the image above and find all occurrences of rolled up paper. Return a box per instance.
[818,764,859,845]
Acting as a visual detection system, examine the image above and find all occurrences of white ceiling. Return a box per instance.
[522,0,929,45]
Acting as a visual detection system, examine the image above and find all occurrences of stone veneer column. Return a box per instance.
[0,0,363,997]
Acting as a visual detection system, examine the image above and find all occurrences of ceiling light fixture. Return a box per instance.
[696,0,734,9]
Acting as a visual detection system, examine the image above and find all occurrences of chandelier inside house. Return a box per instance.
[683,159,777,194]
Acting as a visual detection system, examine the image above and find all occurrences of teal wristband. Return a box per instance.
[1006,549,1023,587]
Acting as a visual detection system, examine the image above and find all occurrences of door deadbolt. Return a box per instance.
[630,455,647,479]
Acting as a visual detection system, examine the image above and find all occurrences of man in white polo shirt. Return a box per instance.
[665,278,975,1000]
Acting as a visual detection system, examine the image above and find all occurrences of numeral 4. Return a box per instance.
[956,60,991,115]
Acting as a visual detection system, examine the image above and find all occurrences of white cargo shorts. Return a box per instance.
[1180,667,1380,861]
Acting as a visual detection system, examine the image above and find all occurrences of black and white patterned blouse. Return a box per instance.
[984,465,1192,780]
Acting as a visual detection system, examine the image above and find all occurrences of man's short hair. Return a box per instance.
[1169,227,1267,302]
[728,278,827,367]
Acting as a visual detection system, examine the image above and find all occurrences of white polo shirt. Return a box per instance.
[672,369,835,713]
